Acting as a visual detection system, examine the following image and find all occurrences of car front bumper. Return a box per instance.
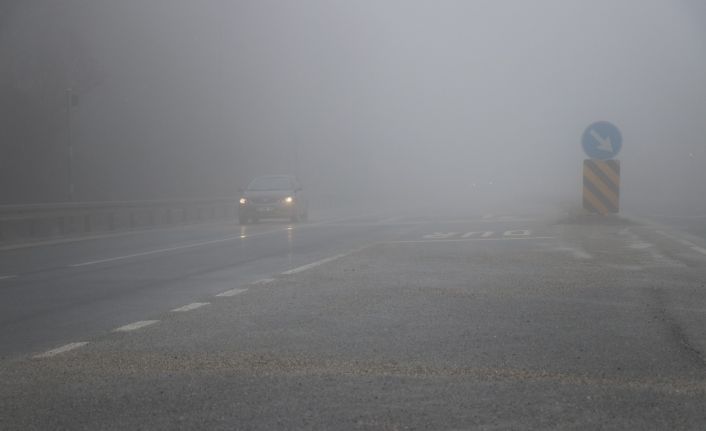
[239,203,297,219]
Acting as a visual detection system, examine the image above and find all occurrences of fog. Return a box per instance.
[2,0,705,215]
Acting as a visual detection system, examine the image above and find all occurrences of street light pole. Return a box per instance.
[66,88,75,201]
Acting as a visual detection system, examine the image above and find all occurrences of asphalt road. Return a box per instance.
[0,210,411,359]
[2,206,706,429]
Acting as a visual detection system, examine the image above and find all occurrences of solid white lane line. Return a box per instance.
[655,230,677,240]
[33,342,89,358]
[171,302,210,312]
[70,236,247,267]
[0,211,375,254]
[215,288,248,297]
[113,320,159,332]
[0,218,315,252]
[655,230,695,247]
[651,214,706,220]
[389,236,556,244]
[0,275,17,280]
[67,213,372,268]
[281,254,348,275]
[691,246,706,256]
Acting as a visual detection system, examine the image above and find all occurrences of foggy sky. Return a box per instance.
[3,1,705,212]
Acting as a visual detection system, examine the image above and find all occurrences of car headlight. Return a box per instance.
[239,197,248,205]
[283,196,294,204]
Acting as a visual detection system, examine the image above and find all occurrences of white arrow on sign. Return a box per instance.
[589,128,614,153]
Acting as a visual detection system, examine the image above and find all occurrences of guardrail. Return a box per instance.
[0,198,238,243]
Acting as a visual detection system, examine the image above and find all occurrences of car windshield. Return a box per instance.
[247,176,292,191]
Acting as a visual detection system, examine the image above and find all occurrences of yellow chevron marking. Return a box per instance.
[583,167,619,209]
[583,187,610,214]
[592,160,620,187]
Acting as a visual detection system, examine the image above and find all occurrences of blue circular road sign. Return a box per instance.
[582,121,622,160]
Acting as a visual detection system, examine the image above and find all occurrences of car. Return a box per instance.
[238,175,308,224]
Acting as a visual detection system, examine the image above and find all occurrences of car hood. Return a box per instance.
[243,190,293,199]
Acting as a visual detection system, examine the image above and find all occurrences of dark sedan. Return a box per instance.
[238,175,308,224]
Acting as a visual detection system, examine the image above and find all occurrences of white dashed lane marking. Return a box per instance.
[33,342,88,358]
[215,278,274,297]
[113,320,159,332]
[253,278,276,285]
[215,288,248,297]
[171,302,210,312]
[0,275,17,280]
[281,254,348,275]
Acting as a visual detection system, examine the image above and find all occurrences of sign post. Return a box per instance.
[582,121,622,215]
